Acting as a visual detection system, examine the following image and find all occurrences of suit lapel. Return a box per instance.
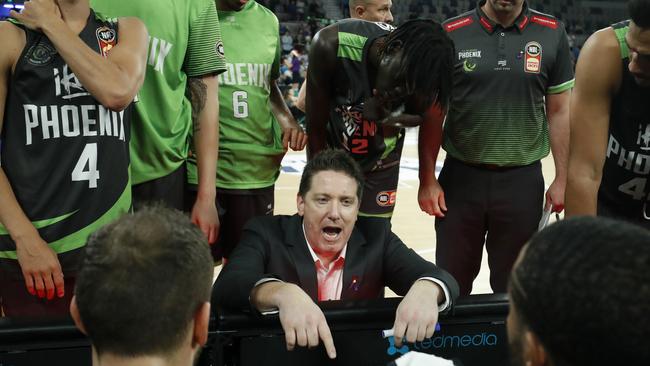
[286,215,319,301]
[341,227,367,300]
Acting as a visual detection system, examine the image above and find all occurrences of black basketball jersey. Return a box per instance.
[327,19,405,174]
[598,21,650,229]
[0,11,132,275]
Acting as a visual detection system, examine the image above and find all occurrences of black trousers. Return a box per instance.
[435,157,544,295]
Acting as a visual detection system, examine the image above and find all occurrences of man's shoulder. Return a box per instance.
[527,9,564,31]
[251,1,280,24]
[0,20,26,67]
[442,9,476,33]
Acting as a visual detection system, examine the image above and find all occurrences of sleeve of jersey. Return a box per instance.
[184,1,227,77]
[547,24,575,94]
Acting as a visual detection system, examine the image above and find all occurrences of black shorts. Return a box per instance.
[359,163,400,217]
[186,185,274,261]
[132,164,187,211]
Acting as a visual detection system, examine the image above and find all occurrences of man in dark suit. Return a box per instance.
[213,149,459,359]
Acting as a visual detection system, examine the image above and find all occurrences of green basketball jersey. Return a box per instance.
[90,0,227,185]
[187,0,284,189]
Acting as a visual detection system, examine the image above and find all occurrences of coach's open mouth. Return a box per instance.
[323,226,342,240]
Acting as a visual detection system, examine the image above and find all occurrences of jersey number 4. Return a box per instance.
[72,143,100,189]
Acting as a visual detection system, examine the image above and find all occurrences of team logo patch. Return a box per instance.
[215,41,225,58]
[25,41,57,66]
[463,59,477,72]
[524,41,542,73]
[95,26,116,58]
[376,190,396,207]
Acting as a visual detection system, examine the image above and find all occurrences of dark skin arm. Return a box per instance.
[305,24,339,160]
[566,28,621,216]
[270,79,307,151]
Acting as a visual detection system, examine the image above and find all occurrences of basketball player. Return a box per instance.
[0,0,148,316]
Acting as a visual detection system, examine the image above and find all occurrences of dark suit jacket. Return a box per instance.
[212,214,459,312]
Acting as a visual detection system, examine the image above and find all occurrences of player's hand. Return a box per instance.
[10,0,62,32]
[15,232,64,300]
[276,283,337,359]
[393,280,441,347]
[418,179,447,217]
[191,195,219,245]
[282,124,308,151]
[545,178,565,213]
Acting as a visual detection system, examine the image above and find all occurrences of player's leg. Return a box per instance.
[435,158,489,296]
[485,162,544,293]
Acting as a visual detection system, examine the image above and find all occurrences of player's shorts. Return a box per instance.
[186,185,274,262]
[132,164,187,211]
[359,163,400,218]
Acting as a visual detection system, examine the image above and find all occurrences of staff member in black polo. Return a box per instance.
[434,0,574,295]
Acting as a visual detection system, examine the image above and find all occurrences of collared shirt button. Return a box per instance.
[500,32,505,36]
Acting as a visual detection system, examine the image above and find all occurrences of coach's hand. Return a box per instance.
[10,0,62,32]
[253,282,337,359]
[418,179,447,217]
[15,232,64,300]
[393,280,441,347]
[282,124,308,152]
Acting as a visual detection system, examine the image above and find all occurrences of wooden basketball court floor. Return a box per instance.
[215,128,560,296]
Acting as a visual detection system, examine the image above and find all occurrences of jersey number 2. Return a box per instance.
[72,143,100,188]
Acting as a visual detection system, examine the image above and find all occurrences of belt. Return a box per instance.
[449,157,538,171]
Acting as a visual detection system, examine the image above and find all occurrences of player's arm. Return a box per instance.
[294,74,307,112]
[566,29,620,216]
[545,89,571,213]
[417,103,447,217]
[11,0,148,111]
[0,21,64,300]
[270,79,307,151]
[188,75,219,244]
[305,25,338,159]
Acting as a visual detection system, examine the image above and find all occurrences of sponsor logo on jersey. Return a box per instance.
[26,41,57,66]
[54,64,90,100]
[216,40,225,58]
[96,26,117,58]
[524,41,542,73]
[376,190,396,207]
[444,16,473,32]
[530,15,558,29]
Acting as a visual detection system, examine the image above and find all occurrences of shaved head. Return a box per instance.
[349,0,393,23]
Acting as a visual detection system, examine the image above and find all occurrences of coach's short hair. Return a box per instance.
[630,0,650,28]
[509,216,650,365]
[299,149,365,201]
[75,206,213,357]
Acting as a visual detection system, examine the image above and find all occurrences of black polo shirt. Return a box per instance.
[442,1,574,166]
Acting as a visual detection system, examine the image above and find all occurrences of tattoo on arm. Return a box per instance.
[186,77,207,133]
